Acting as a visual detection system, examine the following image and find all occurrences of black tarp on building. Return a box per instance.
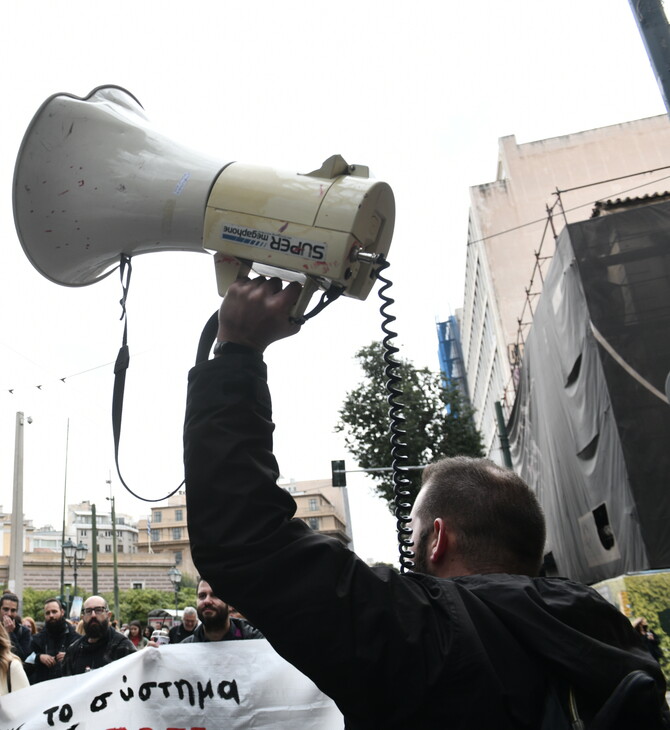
[508,201,670,584]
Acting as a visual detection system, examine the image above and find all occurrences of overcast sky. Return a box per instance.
[1,0,667,565]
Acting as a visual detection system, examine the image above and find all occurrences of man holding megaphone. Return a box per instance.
[184,278,668,729]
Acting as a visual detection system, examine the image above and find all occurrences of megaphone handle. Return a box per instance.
[215,254,319,322]
[289,279,319,321]
[214,255,251,298]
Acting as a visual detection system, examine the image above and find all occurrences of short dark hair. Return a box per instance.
[43,597,64,610]
[417,456,546,576]
[0,593,19,607]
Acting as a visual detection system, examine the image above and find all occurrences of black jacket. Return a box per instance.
[62,627,136,676]
[30,621,79,683]
[185,347,669,729]
[8,622,31,661]
[181,618,264,643]
[168,623,196,644]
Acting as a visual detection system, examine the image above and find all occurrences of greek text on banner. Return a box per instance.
[0,640,342,729]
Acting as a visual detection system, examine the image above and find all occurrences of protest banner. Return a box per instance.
[0,640,342,729]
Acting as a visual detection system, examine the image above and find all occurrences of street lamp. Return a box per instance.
[167,566,182,619]
[63,538,88,612]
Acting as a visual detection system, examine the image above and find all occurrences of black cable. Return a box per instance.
[375,257,414,573]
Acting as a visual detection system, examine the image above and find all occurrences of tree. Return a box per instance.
[336,341,484,510]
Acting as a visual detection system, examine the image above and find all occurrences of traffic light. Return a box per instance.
[331,459,347,487]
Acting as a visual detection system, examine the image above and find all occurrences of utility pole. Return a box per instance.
[91,503,98,594]
[60,419,69,604]
[629,0,670,114]
[106,477,120,624]
[9,412,31,610]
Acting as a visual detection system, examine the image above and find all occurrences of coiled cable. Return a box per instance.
[375,257,414,573]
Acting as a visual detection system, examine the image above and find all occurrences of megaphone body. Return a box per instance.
[14,86,395,317]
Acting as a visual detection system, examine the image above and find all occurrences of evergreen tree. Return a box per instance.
[336,341,484,509]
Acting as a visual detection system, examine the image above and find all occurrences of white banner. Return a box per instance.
[0,640,343,729]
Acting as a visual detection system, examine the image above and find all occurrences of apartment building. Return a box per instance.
[461,114,670,460]
[137,479,352,578]
[68,500,139,556]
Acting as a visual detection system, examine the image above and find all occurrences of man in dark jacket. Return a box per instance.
[184,276,669,729]
[30,597,78,683]
[62,595,135,675]
[168,605,198,644]
[0,592,31,661]
[181,579,263,644]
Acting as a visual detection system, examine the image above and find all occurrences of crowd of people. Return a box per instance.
[0,579,263,697]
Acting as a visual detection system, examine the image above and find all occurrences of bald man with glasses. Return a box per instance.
[62,596,136,675]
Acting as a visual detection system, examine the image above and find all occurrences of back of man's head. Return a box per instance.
[417,456,546,576]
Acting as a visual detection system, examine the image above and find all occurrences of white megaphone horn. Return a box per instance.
[13,85,395,319]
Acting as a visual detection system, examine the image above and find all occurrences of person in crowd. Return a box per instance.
[21,617,37,635]
[30,598,78,684]
[0,623,29,695]
[0,592,31,661]
[181,580,263,644]
[633,617,664,663]
[127,620,148,649]
[168,606,199,644]
[62,596,135,675]
[184,276,669,729]
[75,619,85,635]
[142,625,153,641]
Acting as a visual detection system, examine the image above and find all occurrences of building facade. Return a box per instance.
[284,478,351,547]
[69,501,139,556]
[137,492,193,576]
[0,551,176,594]
[461,114,670,461]
[137,480,352,577]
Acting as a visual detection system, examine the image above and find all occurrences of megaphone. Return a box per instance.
[13,85,395,318]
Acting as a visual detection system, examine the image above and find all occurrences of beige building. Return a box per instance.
[137,480,352,577]
[461,114,670,460]
[283,478,351,547]
[0,551,176,594]
[0,508,34,556]
[137,492,193,577]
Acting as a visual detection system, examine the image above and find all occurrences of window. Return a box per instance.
[175,509,183,522]
[307,517,319,530]
[150,529,160,543]
[80,529,87,537]
[105,544,112,553]
[154,511,162,523]
[175,551,183,565]
[308,498,318,512]
[118,544,124,553]
[172,527,182,540]
[132,582,144,590]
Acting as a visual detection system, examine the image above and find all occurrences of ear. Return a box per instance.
[428,517,451,564]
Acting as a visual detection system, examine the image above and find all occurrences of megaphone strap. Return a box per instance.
[111,255,185,503]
